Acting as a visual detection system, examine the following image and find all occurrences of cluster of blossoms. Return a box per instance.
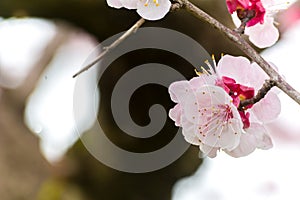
[105,1,287,158]
[226,0,291,48]
[169,55,281,158]
[107,0,171,20]
[107,0,291,48]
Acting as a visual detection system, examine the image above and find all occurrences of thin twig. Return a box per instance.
[176,0,300,106]
[171,2,183,11]
[234,9,256,34]
[239,79,276,110]
[72,18,146,78]
[234,20,247,34]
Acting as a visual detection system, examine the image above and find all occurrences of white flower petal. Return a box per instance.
[169,104,182,126]
[200,109,242,151]
[218,118,243,151]
[252,91,281,123]
[247,123,273,150]
[182,85,232,124]
[245,17,279,48]
[181,85,243,150]
[225,132,257,157]
[261,0,277,8]
[169,80,193,103]
[189,75,216,89]
[217,55,252,85]
[137,0,171,20]
[107,0,123,8]
[261,0,293,11]
[226,123,273,157]
[181,115,201,145]
[198,119,225,149]
[196,85,233,106]
[120,0,138,9]
[247,62,269,91]
[199,144,219,158]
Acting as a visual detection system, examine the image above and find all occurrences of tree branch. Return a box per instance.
[176,0,300,106]
[72,17,145,78]
[238,79,276,110]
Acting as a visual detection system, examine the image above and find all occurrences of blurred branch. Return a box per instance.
[72,18,145,78]
[175,0,300,106]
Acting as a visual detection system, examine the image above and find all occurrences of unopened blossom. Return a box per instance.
[169,55,280,158]
[227,0,291,48]
[107,0,171,20]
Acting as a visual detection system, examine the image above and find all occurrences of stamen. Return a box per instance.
[201,66,210,75]
[211,54,217,68]
[153,0,159,6]
[194,68,202,76]
[204,59,216,74]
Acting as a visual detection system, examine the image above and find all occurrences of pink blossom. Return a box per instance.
[169,55,280,158]
[226,0,266,27]
[217,55,281,124]
[106,0,171,20]
[228,0,291,48]
[169,81,243,157]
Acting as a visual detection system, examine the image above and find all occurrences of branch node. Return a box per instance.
[234,21,246,34]
[179,0,300,106]
[238,79,276,110]
[171,2,183,11]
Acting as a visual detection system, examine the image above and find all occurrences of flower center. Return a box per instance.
[237,9,256,22]
[226,0,266,27]
[223,104,234,121]
[217,76,255,128]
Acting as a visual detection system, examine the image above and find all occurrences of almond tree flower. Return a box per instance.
[226,0,291,48]
[212,55,280,156]
[217,55,281,124]
[225,122,273,157]
[169,80,244,158]
[106,0,172,21]
[169,55,280,158]
[226,0,266,27]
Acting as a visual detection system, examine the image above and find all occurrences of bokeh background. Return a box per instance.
[0,0,300,199]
